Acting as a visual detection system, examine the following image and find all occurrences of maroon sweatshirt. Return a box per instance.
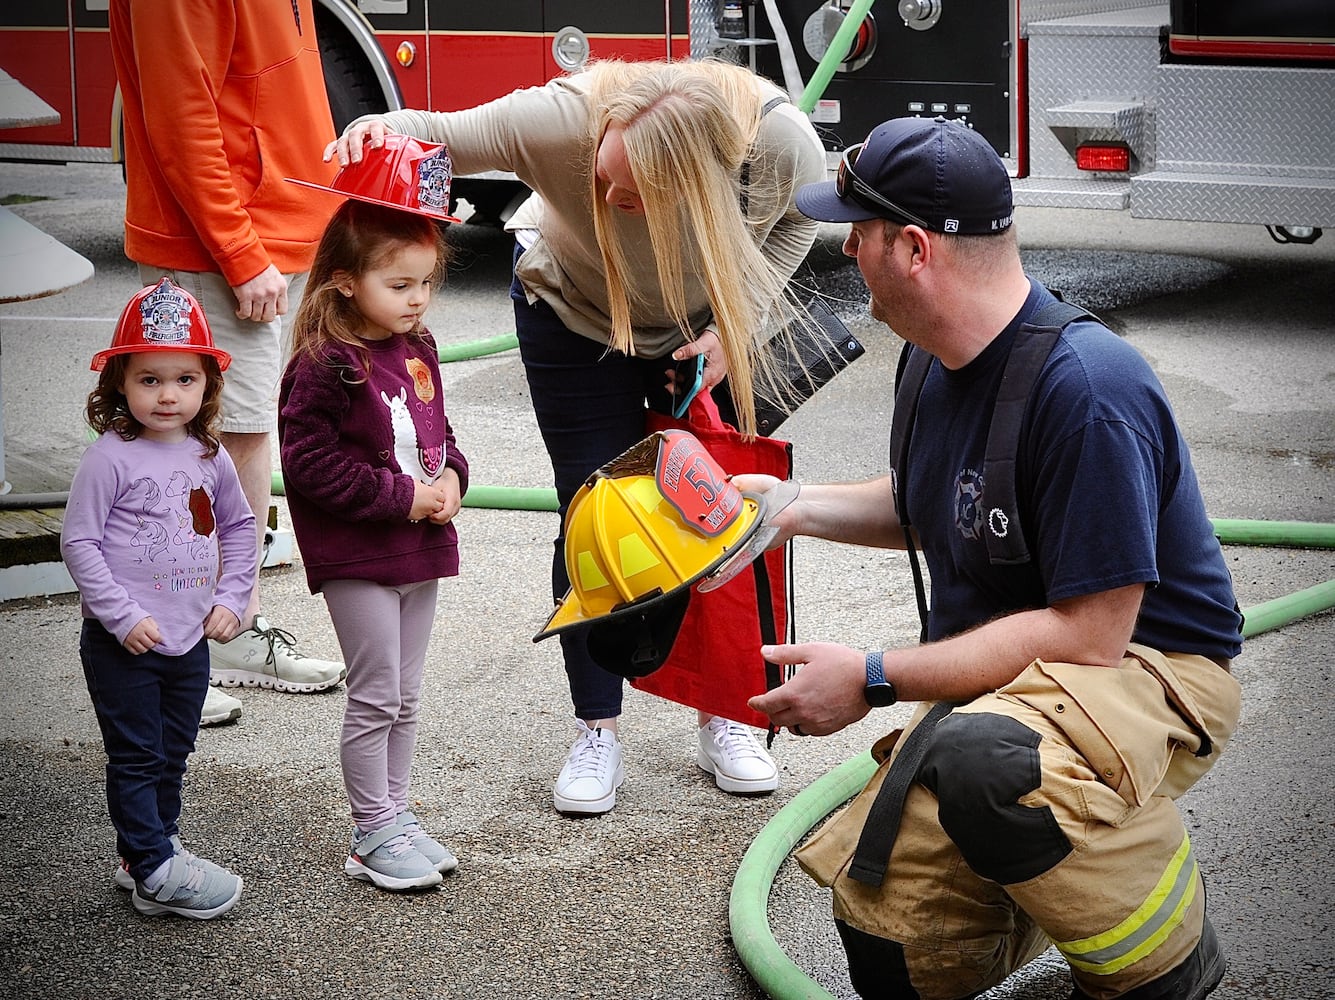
[279,331,468,593]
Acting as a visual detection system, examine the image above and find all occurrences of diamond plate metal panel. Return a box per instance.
[1046,100,1149,160]
[0,143,113,164]
[1154,64,1335,178]
[691,0,725,58]
[1021,0,1154,31]
[1013,175,1131,209]
[1027,10,1162,179]
[1130,173,1335,226]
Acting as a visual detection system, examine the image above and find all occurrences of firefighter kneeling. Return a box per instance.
[738,115,1244,1000]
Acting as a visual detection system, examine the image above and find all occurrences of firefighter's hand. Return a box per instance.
[730,474,800,549]
[748,642,870,736]
[327,118,391,166]
[231,265,288,323]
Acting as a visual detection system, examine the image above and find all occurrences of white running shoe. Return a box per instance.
[553,721,624,815]
[200,686,242,727]
[209,615,345,693]
[697,716,779,795]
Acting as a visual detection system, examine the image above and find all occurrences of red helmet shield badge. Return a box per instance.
[653,430,743,537]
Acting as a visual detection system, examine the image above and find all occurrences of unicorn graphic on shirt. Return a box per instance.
[126,476,170,519]
[382,387,442,483]
[131,516,172,563]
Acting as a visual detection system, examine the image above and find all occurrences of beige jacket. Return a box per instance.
[360,73,826,358]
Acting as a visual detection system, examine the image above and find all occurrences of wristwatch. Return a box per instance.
[864,650,898,707]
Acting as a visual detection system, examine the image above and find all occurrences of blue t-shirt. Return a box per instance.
[902,281,1243,659]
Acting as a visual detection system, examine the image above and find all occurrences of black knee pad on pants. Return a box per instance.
[919,712,1072,884]
[836,919,919,999]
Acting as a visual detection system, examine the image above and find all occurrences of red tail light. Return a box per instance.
[1076,144,1131,172]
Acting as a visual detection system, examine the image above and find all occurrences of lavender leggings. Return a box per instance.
[321,577,439,834]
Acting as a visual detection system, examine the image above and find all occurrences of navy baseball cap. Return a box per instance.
[797,116,1014,235]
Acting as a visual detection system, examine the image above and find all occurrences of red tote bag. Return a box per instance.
[633,393,795,730]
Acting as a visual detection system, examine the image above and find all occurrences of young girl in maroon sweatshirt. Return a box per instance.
[279,188,468,892]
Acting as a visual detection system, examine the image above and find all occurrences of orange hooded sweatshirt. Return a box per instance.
[110,0,340,287]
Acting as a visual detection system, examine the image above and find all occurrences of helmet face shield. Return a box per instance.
[533,430,767,647]
[696,477,800,594]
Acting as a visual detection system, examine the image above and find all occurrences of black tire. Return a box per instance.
[314,7,386,133]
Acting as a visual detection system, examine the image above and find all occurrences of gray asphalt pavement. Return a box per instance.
[0,161,1331,1000]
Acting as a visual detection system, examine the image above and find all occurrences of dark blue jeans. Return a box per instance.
[511,253,678,720]
[79,619,208,881]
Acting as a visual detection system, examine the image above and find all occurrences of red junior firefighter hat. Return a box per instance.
[92,278,231,372]
[286,133,463,223]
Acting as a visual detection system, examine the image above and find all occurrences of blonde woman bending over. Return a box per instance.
[330,58,826,816]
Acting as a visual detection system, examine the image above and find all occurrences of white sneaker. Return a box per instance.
[553,721,624,815]
[209,615,346,693]
[697,716,779,795]
[200,686,242,727]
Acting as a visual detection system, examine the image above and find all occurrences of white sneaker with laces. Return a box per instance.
[553,721,624,815]
[209,615,346,693]
[697,716,779,795]
[200,686,242,727]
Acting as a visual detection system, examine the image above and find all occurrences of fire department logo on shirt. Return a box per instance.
[417,148,454,214]
[139,280,193,346]
[955,468,984,542]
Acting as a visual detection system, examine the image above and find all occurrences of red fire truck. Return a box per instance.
[2,1,1331,240]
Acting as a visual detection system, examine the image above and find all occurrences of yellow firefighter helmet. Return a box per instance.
[534,429,765,644]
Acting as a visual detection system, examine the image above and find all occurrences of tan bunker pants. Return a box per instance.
[796,644,1242,1000]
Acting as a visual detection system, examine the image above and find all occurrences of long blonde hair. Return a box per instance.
[290,200,450,378]
[587,59,802,436]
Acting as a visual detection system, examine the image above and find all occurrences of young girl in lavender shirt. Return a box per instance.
[280,141,469,891]
[62,278,256,919]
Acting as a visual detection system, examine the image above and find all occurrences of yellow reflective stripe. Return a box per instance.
[1056,834,1197,976]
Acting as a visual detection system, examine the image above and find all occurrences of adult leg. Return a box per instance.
[512,257,674,815]
[511,266,670,724]
[916,654,1239,998]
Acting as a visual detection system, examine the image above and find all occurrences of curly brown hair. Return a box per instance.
[85,353,226,457]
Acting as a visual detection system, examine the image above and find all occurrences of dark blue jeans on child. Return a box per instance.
[79,619,209,882]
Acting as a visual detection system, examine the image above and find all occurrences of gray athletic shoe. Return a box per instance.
[344,824,442,891]
[398,810,458,874]
[131,852,243,920]
[113,835,228,891]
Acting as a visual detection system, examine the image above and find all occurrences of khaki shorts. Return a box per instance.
[137,266,307,435]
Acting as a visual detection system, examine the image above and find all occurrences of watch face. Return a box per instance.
[864,682,897,707]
